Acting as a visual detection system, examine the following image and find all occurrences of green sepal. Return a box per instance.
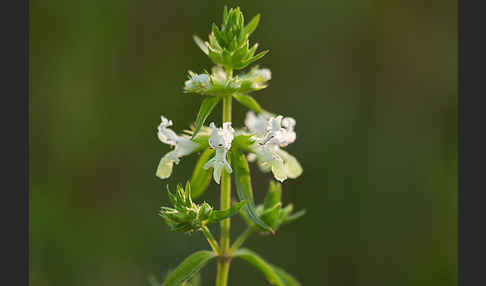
[192,96,222,138]
[231,147,273,233]
[192,35,208,55]
[162,250,216,286]
[198,202,213,221]
[190,148,215,199]
[244,14,260,35]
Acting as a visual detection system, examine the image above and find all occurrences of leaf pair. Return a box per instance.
[160,248,301,286]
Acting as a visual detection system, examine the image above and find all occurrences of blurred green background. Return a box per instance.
[30,0,457,285]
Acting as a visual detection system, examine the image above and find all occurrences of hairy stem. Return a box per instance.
[201,226,220,254]
[230,227,255,254]
[216,94,233,286]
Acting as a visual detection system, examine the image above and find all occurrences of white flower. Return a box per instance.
[244,111,269,136]
[250,144,302,182]
[254,115,296,147]
[184,73,210,90]
[252,68,271,82]
[156,116,199,179]
[203,122,235,184]
[239,67,271,89]
[208,122,234,150]
[211,66,227,84]
[248,115,302,182]
[158,116,179,145]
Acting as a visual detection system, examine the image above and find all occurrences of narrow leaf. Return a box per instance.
[190,148,215,199]
[193,35,209,55]
[231,148,273,232]
[192,96,222,138]
[233,94,264,114]
[162,250,216,286]
[245,50,269,66]
[244,14,260,35]
[233,248,284,286]
[272,265,302,286]
[207,200,247,223]
[283,209,306,224]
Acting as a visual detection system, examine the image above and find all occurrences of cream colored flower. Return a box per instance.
[156,116,199,179]
[248,114,302,182]
[203,122,235,184]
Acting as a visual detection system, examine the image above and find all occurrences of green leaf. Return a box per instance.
[207,200,247,223]
[190,148,215,199]
[193,35,209,55]
[233,94,264,114]
[233,248,285,286]
[244,14,260,35]
[192,96,222,138]
[162,250,216,286]
[272,265,302,286]
[231,148,273,233]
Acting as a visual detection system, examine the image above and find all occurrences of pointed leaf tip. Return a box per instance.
[193,35,209,55]
[245,14,260,35]
[162,251,216,286]
[192,96,223,138]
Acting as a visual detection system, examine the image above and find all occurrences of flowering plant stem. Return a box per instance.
[156,7,306,285]
[216,92,233,286]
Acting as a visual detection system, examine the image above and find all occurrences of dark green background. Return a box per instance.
[30,0,457,285]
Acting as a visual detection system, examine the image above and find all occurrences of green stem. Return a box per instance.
[216,93,233,286]
[201,226,220,254]
[229,227,255,254]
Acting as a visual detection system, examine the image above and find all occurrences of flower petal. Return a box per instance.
[271,158,287,182]
[277,149,303,179]
[156,153,175,179]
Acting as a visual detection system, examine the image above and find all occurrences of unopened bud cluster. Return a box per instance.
[160,182,246,233]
